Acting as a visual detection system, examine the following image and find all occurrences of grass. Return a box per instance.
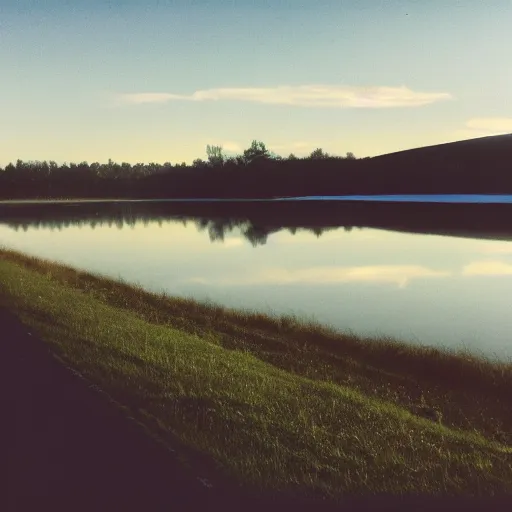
[0,247,511,499]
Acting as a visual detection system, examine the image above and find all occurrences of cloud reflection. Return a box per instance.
[189,264,451,288]
[479,244,512,255]
[462,260,512,276]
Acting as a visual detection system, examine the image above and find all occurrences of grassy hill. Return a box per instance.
[1,248,511,502]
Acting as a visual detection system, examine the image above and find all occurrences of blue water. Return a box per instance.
[2,194,512,205]
[278,195,512,204]
[109,194,512,204]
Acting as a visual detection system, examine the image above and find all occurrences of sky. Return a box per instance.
[1,0,511,166]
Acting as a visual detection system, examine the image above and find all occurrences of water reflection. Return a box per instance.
[190,265,451,288]
[462,261,512,276]
[0,200,511,359]
[1,199,512,246]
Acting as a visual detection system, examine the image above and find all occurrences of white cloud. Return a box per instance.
[462,260,512,276]
[219,141,242,153]
[452,118,512,141]
[117,85,452,109]
[117,93,185,104]
[466,118,512,134]
[479,244,512,255]
[188,264,451,288]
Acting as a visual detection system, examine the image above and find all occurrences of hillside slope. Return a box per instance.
[355,134,512,194]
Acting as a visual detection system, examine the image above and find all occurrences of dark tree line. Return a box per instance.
[0,140,362,200]
[1,134,511,200]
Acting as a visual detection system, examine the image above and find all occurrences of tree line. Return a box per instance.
[1,134,511,199]
[0,140,361,199]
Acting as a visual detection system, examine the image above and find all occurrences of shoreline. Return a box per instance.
[1,193,512,205]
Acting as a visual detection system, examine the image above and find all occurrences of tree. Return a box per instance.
[309,148,329,159]
[243,224,269,246]
[346,152,356,160]
[243,140,269,164]
[162,162,173,174]
[192,158,207,168]
[121,162,132,177]
[106,158,122,179]
[206,145,224,166]
[288,153,298,160]
[40,160,50,177]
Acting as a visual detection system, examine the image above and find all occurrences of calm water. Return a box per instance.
[1,197,512,360]
[3,194,512,204]
[283,195,512,203]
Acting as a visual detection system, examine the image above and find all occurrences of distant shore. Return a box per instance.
[2,135,512,202]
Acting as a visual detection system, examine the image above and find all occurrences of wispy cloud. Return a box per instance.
[462,260,512,276]
[452,118,512,141]
[189,264,450,288]
[222,142,242,153]
[117,85,452,109]
[466,118,512,133]
[118,93,185,104]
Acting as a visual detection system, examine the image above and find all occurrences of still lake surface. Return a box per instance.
[1,195,511,360]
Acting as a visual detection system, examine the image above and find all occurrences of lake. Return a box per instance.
[1,197,511,360]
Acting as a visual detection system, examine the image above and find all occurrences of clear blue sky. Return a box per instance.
[1,0,511,166]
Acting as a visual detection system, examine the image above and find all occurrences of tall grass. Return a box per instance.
[1,248,511,498]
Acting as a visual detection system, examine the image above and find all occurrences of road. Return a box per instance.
[0,307,234,511]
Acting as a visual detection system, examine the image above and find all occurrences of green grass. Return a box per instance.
[1,248,511,499]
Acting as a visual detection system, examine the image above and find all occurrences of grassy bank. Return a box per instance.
[0,248,511,499]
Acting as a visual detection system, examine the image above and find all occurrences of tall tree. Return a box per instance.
[243,140,270,164]
[206,145,224,166]
[309,148,329,159]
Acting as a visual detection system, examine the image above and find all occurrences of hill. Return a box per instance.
[345,133,512,195]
